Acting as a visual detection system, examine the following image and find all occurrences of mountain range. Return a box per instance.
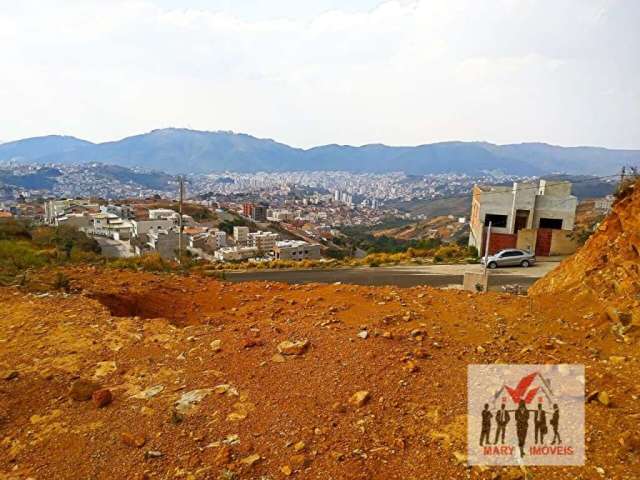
[1,128,637,176]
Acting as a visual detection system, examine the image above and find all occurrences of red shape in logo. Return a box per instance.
[505,372,539,404]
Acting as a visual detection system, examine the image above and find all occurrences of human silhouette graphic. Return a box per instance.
[534,403,548,444]
[479,404,492,446]
[550,403,561,445]
[515,400,530,456]
[494,404,510,444]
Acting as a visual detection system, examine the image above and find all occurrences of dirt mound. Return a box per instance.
[530,181,640,317]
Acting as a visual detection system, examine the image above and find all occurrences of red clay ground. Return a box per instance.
[0,266,638,480]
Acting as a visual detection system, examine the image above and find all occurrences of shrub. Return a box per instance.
[52,272,71,292]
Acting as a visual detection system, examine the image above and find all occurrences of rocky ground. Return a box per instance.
[0,183,638,480]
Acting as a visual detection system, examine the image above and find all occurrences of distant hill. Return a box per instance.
[2,128,638,176]
[0,135,93,162]
[0,164,174,192]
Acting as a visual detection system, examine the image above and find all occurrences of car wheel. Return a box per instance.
[521,260,530,268]
[488,262,498,269]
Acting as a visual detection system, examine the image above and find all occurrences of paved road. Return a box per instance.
[224,262,560,290]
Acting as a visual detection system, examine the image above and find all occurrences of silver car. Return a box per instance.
[481,249,536,269]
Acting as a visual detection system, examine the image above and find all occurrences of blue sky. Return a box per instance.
[0,1,638,149]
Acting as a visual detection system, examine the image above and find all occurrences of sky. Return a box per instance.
[1,0,639,149]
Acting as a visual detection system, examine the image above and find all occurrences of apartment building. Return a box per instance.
[233,226,250,245]
[248,231,279,252]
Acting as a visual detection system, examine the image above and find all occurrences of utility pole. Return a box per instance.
[178,176,184,264]
[483,221,492,275]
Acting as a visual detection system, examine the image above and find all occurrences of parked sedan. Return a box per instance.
[480,249,536,269]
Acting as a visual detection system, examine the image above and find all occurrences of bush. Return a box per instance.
[52,272,71,292]
[109,253,175,272]
[0,240,48,279]
[0,219,32,240]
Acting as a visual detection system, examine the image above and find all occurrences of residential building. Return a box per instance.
[469,180,578,256]
[214,246,259,262]
[131,218,176,236]
[148,208,177,220]
[147,230,188,260]
[233,226,249,245]
[44,199,99,225]
[92,213,133,240]
[594,195,614,214]
[274,240,321,260]
[213,230,227,248]
[248,231,279,252]
[100,204,134,220]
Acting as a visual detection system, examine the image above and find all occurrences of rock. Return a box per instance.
[597,391,611,407]
[413,347,430,359]
[131,385,164,400]
[293,441,305,452]
[92,388,113,408]
[277,339,309,356]
[93,361,117,379]
[605,307,632,326]
[214,446,232,466]
[453,451,467,464]
[382,331,393,339]
[404,360,419,373]
[69,379,100,401]
[227,412,247,421]
[243,338,264,349]
[174,389,213,415]
[290,454,309,468]
[349,390,370,408]
[332,402,347,413]
[476,345,486,354]
[239,453,261,467]
[145,450,163,459]
[280,465,293,476]
[170,409,184,424]
[271,353,286,363]
[609,356,626,364]
[1,370,18,381]
[357,330,369,339]
[122,432,146,448]
[214,384,239,396]
[210,339,222,352]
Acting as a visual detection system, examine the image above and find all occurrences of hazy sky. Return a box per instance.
[1,0,638,148]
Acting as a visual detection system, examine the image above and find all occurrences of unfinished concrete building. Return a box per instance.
[469,180,578,256]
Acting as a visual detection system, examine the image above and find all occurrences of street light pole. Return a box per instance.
[483,221,492,275]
